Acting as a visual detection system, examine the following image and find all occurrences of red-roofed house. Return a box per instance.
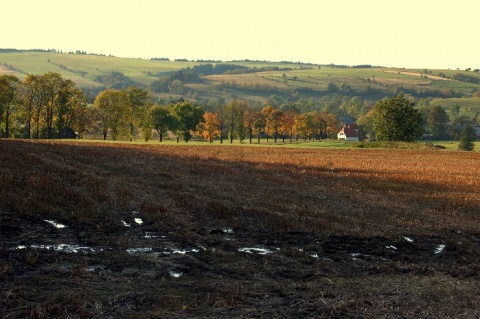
[337,123,359,141]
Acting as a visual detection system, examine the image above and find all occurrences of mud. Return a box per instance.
[2,210,479,318]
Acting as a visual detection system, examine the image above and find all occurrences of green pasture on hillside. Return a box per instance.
[2,50,480,105]
[430,97,480,115]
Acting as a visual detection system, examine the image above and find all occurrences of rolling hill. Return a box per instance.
[1,49,480,115]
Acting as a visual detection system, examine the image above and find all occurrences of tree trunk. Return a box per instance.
[26,120,31,139]
[5,109,10,138]
[220,123,223,144]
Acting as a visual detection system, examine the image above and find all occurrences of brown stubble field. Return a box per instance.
[1,140,479,318]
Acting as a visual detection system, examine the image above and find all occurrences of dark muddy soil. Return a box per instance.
[2,211,480,318]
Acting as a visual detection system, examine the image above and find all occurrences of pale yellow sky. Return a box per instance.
[2,0,479,69]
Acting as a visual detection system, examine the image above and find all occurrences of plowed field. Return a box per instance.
[1,140,479,318]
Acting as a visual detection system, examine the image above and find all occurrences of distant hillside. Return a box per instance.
[1,49,480,113]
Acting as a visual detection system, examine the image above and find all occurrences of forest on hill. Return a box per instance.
[1,49,479,142]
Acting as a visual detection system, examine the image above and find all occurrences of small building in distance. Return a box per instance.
[337,123,359,141]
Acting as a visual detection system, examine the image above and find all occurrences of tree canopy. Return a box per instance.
[169,101,204,142]
[0,75,20,138]
[373,95,423,142]
[458,125,476,151]
[150,105,177,142]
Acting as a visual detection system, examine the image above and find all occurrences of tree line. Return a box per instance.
[0,72,345,143]
[0,73,476,150]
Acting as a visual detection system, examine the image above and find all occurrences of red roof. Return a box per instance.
[339,124,359,137]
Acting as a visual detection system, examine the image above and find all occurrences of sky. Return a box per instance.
[2,0,479,69]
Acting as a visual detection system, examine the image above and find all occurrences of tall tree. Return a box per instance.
[0,75,20,138]
[200,112,220,142]
[279,111,296,142]
[244,109,263,144]
[458,125,476,151]
[320,112,340,139]
[226,100,247,143]
[373,95,423,142]
[18,75,41,139]
[252,111,266,143]
[42,72,65,139]
[54,79,78,138]
[212,98,226,144]
[261,105,283,143]
[169,101,204,142]
[69,90,93,139]
[94,89,128,140]
[424,105,450,139]
[150,105,177,142]
[125,86,150,141]
[357,109,376,141]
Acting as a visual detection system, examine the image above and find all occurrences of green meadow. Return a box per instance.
[430,97,480,118]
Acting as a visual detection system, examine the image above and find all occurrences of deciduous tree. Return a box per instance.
[423,105,450,139]
[0,75,20,138]
[125,86,151,141]
[261,105,283,143]
[357,109,376,141]
[94,89,128,140]
[226,100,247,143]
[199,112,220,142]
[373,95,423,142]
[150,105,177,142]
[18,75,41,139]
[458,125,476,151]
[169,101,204,142]
[279,111,296,142]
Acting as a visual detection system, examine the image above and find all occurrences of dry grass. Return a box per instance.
[1,140,479,235]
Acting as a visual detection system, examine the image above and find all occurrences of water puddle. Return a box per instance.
[16,244,95,253]
[172,248,200,254]
[125,246,202,255]
[238,247,275,255]
[134,218,143,225]
[126,247,153,253]
[87,265,106,272]
[144,232,159,238]
[435,244,446,254]
[351,252,362,260]
[44,220,66,229]
[403,236,414,243]
[169,270,183,278]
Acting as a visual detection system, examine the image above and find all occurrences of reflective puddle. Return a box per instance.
[16,244,95,253]
[238,247,276,255]
[435,244,446,254]
[44,220,66,229]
